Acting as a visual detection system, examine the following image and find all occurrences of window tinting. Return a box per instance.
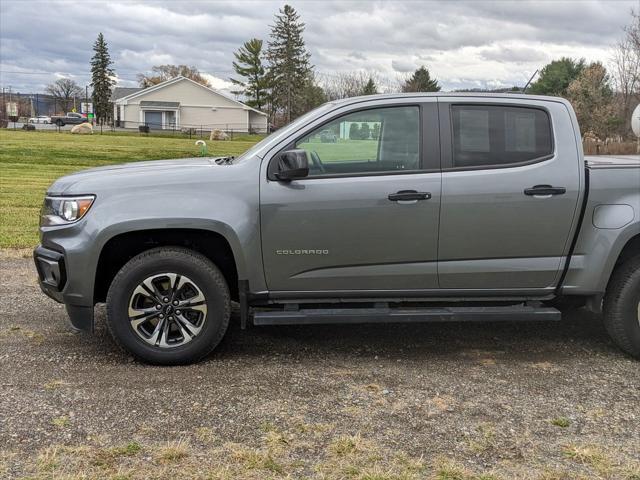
[295,106,420,176]
[451,105,552,168]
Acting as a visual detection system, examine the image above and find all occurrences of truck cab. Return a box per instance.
[34,94,640,364]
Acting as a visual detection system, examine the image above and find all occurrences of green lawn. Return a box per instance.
[298,138,378,162]
[0,130,262,248]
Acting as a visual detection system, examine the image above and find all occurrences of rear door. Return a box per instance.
[260,100,442,294]
[437,99,582,289]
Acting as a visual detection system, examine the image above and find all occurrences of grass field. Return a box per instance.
[298,138,378,162]
[0,130,262,248]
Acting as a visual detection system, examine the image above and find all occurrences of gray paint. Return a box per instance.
[37,93,640,321]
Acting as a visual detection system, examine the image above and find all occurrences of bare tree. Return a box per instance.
[45,78,83,113]
[138,65,211,88]
[567,62,617,139]
[612,10,640,137]
[319,72,385,100]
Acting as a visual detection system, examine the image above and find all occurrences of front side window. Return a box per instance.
[295,106,420,176]
[451,105,553,168]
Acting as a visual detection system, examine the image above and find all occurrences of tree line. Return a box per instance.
[42,5,639,139]
[229,5,441,127]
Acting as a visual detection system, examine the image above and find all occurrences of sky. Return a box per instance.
[0,0,636,95]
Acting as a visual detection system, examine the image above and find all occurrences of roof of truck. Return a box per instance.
[328,92,572,106]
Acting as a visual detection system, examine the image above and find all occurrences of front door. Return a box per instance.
[437,101,582,289]
[144,111,162,129]
[260,102,441,293]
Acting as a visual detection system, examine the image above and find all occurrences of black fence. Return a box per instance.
[1,117,269,139]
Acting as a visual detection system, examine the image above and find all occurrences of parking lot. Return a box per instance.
[1,250,639,479]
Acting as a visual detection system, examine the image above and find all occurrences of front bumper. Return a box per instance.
[34,245,94,332]
[34,246,66,302]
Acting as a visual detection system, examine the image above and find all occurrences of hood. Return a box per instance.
[47,157,233,195]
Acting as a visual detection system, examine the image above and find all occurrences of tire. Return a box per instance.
[603,255,640,359]
[106,247,230,365]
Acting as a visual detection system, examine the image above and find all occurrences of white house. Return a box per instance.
[112,76,268,133]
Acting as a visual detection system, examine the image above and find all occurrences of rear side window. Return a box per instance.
[451,105,553,168]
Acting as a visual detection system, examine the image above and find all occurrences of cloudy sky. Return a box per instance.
[0,0,636,95]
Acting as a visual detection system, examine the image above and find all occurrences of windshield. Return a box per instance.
[233,103,335,163]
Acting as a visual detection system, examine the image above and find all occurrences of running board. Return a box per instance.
[252,305,561,326]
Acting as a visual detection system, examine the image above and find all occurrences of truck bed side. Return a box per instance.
[561,157,640,296]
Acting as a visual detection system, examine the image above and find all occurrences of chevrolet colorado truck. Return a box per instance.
[35,94,640,365]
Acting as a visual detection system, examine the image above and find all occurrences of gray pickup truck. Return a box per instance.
[35,93,640,365]
[50,112,87,127]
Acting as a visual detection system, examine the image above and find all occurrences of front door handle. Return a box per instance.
[524,185,566,196]
[388,190,432,201]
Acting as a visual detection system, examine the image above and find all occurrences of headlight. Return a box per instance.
[40,195,95,226]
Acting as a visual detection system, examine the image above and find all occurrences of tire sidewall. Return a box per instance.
[107,253,229,364]
[605,257,640,358]
[619,271,640,350]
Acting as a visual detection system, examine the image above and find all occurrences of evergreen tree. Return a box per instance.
[230,38,269,111]
[265,4,312,123]
[402,66,441,92]
[528,57,585,96]
[349,123,360,140]
[360,123,370,140]
[90,32,115,124]
[371,123,381,140]
[298,75,327,113]
[362,77,378,95]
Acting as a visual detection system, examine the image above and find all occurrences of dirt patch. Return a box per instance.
[1,256,639,479]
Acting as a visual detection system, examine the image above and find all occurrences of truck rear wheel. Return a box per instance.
[603,255,640,359]
[106,247,230,365]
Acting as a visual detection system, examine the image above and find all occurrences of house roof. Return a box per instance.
[111,87,142,101]
[114,76,267,116]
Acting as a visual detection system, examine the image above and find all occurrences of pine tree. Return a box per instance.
[230,39,268,110]
[362,77,378,95]
[371,123,381,140]
[402,66,441,92]
[90,32,115,124]
[265,4,312,123]
[349,123,360,140]
[360,122,370,139]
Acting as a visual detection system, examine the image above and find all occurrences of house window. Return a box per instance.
[144,111,178,130]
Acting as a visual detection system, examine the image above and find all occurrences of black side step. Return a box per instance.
[252,305,561,326]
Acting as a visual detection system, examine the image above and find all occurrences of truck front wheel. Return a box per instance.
[603,255,640,359]
[106,247,230,365]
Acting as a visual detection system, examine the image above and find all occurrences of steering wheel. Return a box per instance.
[310,150,325,173]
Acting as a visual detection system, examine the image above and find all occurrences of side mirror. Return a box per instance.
[275,149,309,181]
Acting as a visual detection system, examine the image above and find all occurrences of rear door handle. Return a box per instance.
[388,190,432,201]
[524,185,566,196]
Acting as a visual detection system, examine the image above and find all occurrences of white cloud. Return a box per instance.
[0,0,634,92]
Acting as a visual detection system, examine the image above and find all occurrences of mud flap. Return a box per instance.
[65,305,94,333]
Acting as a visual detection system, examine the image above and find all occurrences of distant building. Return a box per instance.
[111,76,268,133]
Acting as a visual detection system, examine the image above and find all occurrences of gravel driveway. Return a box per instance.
[1,251,639,479]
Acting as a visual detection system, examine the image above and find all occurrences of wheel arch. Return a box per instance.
[94,227,241,304]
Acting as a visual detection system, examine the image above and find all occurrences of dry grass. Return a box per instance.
[44,379,71,390]
[5,423,639,480]
[155,439,189,464]
[51,415,70,428]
